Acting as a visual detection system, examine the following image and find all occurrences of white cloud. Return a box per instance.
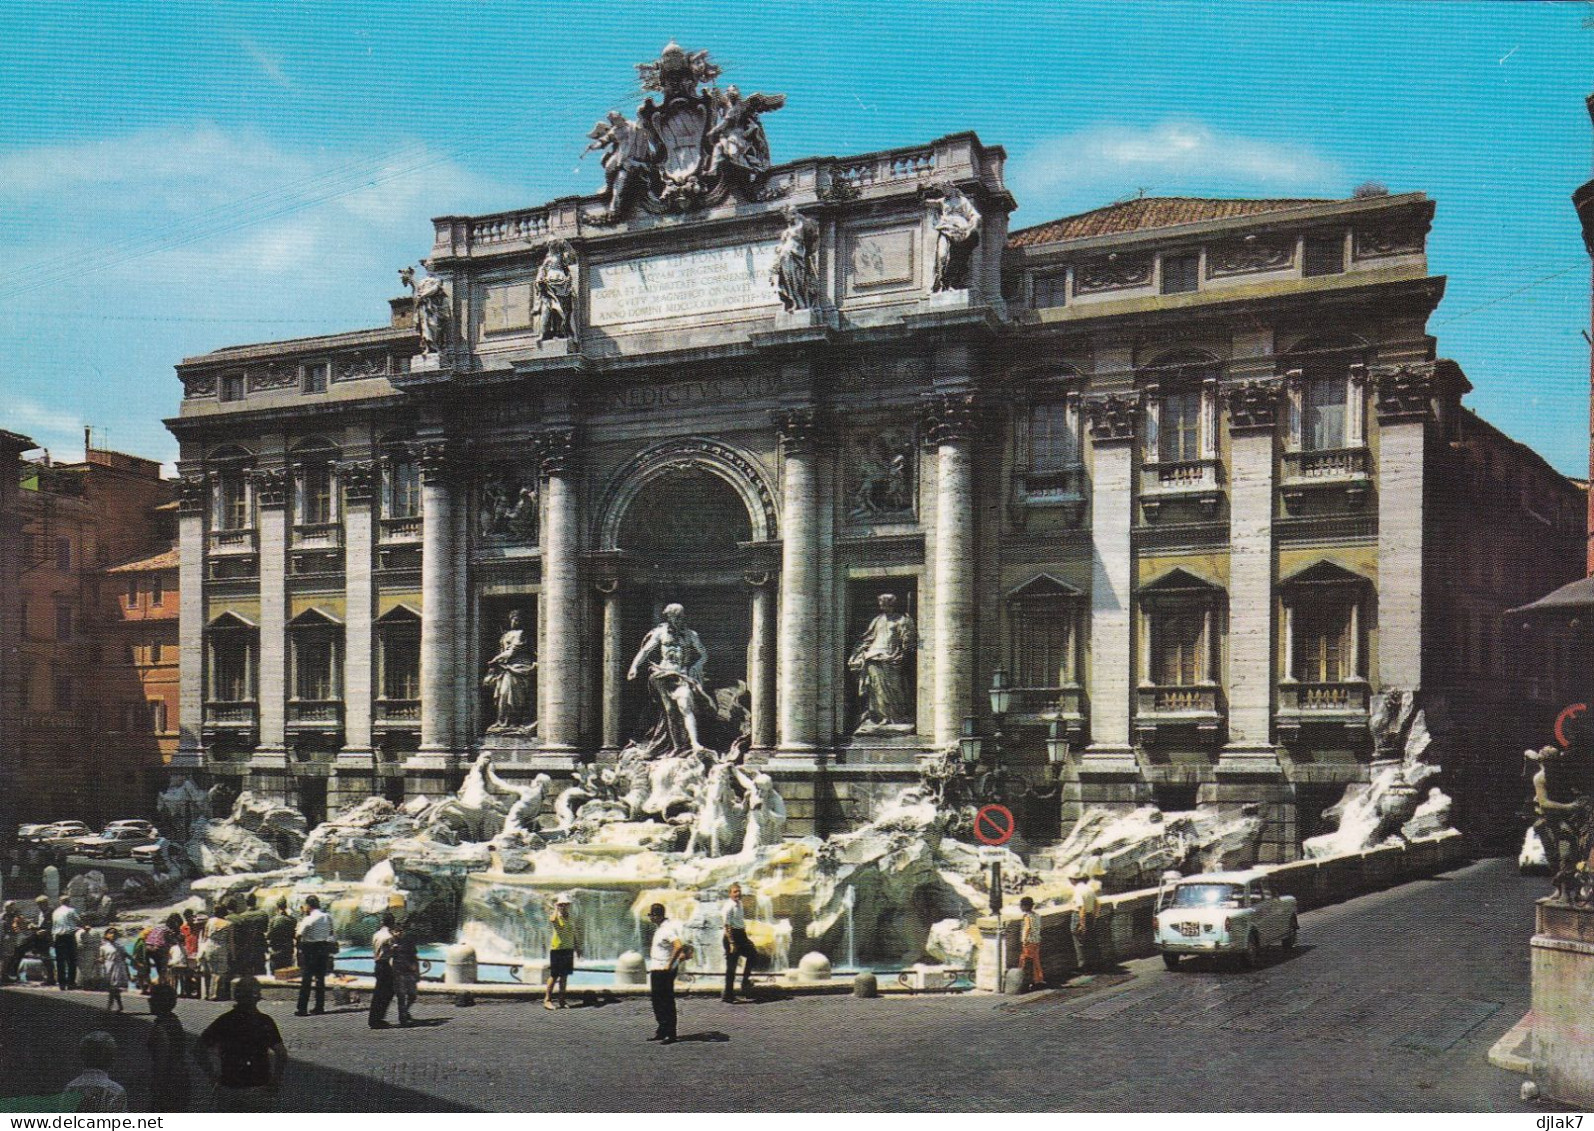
[0,395,84,453]
[1014,119,1341,202]
[238,36,296,92]
[0,123,519,286]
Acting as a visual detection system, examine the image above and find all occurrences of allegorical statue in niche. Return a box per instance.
[482,610,536,732]
[705,84,785,182]
[770,205,818,312]
[848,593,918,733]
[583,108,659,223]
[479,473,538,541]
[533,239,579,341]
[627,603,712,756]
[928,182,981,292]
[399,265,449,353]
[849,431,914,519]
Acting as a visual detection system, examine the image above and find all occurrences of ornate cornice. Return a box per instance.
[1083,392,1139,443]
[1224,380,1283,432]
[920,393,981,446]
[771,407,831,456]
[538,428,579,477]
[177,474,208,515]
[181,373,217,400]
[1373,362,1437,423]
[339,459,379,504]
[251,467,288,509]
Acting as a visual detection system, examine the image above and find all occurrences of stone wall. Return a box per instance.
[976,829,1466,990]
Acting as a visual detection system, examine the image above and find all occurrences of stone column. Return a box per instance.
[539,429,582,753]
[1223,382,1281,764]
[411,443,458,770]
[1374,364,1436,690]
[251,468,290,775]
[174,473,207,769]
[1082,394,1139,767]
[598,579,625,756]
[336,460,378,803]
[747,574,777,752]
[772,409,824,760]
[926,394,980,748]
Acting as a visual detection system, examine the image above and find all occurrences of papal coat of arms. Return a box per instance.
[583,42,786,221]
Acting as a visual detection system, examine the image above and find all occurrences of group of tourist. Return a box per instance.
[0,895,86,989]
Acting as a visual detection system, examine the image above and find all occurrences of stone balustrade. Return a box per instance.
[1278,680,1369,715]
[379,515,423,543]
[1136,684,1223,716]
[1281,446,1370,483]
[209,527,257,554]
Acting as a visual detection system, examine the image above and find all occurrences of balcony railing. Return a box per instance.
[1136,684,1223,716]
[1141,458,1222,495]
[204,701,258,727]
[288,700,343,726]
[209,528,257,555]
[375,699,421,726]
[1007,686,1086,720]
[380,515,423,543]
[1278,681,1370,715]
[292,523,342,548]
[1281,446,1370,484]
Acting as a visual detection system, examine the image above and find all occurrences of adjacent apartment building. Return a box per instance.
[10,446,176,828]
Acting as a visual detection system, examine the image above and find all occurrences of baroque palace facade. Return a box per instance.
[166,47,1584,852]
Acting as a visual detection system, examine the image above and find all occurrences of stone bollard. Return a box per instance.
[1002,968,1027,995]
[795,952,832,983]
[852,971,878,998]
[444,943,477,1005]
[613,951,647,986]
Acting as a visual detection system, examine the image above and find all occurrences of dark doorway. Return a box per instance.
[295,776,328,829]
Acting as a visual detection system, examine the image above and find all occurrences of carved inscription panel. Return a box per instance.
[848,227,917,292]
[481,282,536,333]
[588,242,780,327]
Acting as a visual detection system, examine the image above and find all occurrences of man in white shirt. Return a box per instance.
[1068,872,1100,973]
[293,895,336,1016]
[646,902,691,1044]
[50,897,81,990]
[720,883,755,1003]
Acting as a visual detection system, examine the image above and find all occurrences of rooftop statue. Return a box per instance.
[928,182,981,292]
[399,264,450,353]
[584,43,786,220]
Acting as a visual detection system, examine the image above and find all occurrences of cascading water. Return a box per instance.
[843,884,857,971]
[460,882,647,964]
[771,919,792,972]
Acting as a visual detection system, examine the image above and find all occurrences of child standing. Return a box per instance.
[100,927,130,1012]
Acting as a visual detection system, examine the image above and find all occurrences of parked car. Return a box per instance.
[16,823,55,842]
[36,821,92,850]
[74,827,158,859]
[1153,870,1299,969]
[103,819,158,839]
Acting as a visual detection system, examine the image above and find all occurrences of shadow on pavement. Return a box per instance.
[676,1031,731,1043]
[0,987,477,1113]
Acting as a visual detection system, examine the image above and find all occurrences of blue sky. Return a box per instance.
[0,1,1589,476]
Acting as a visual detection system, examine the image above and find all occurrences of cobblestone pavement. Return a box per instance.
[0,857,1539,1112]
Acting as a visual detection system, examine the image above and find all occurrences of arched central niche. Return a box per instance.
[617,465,752,563]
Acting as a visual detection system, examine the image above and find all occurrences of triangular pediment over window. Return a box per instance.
[376,603,422,623]
[288,607,343,627]
[1005,573,1084,603]
[1141,566,1223,594]
[1279,559,1369,587]
[208,610,257,629]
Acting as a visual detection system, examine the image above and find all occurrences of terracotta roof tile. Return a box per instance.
[105,546,179,573]
[1008,197,1339,247]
